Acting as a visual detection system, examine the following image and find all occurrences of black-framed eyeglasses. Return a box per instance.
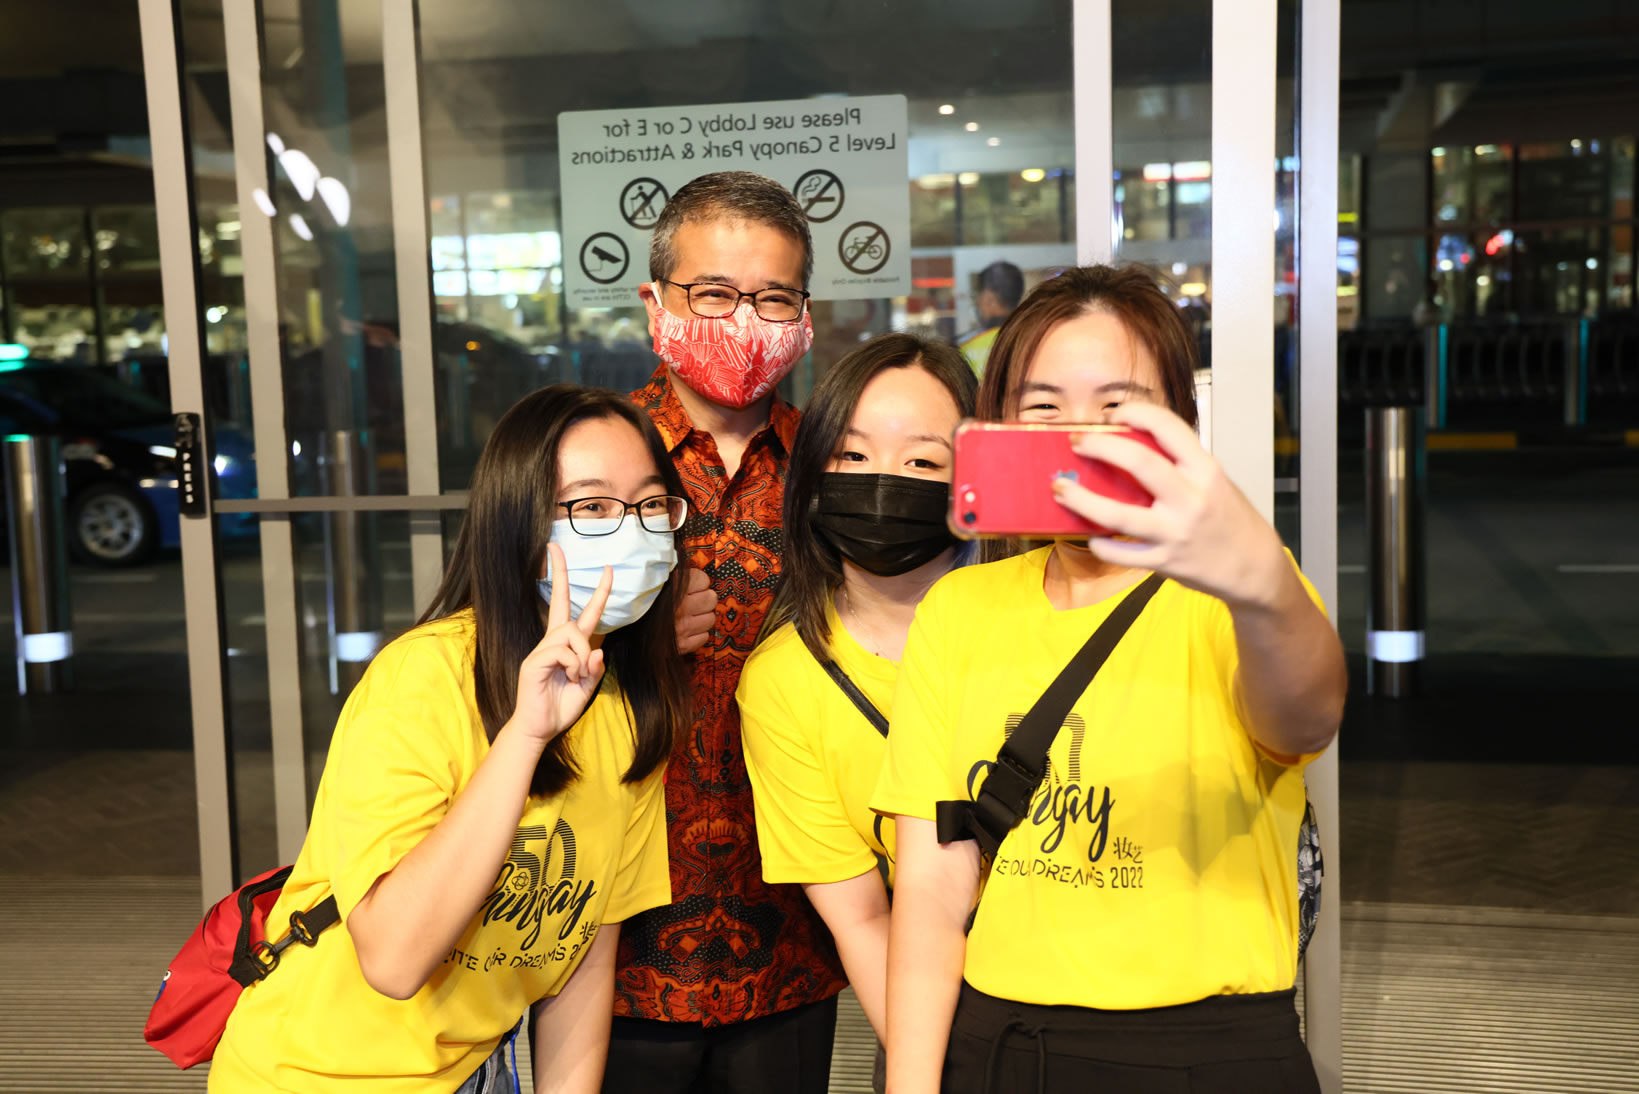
[556,494,689,536]
[661,279,810,323]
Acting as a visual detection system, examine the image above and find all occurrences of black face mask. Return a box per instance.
[811,473,955,577]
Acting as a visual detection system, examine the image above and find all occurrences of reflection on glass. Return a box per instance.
[419,3,1076,488]
[1,208,88,275]
[1,208,96,361]
[290,510,420,809]
[958,169,1068,246]
[910,174,958,247]
[1610,138,1635,309]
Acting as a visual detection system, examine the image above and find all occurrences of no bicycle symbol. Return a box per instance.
[580,233,630,285]
[620,178,669,230]
[838,221,890,275]
[794,169,845,223]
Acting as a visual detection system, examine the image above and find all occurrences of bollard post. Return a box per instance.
[1365,407,1426,697]
[321,429,383,696]
[1563,318,1585,428]
[1421,323,1447,429]
[4,435,73,695]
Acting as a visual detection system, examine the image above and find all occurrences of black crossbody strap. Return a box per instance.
[936,573,1165,857]
[819,659,890,738]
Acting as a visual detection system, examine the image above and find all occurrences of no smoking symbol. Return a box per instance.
[838,221,890,275]
[580,233,630,285]
[794,169,844,223]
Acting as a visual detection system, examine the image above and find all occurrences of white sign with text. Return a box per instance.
[558,95,910,307]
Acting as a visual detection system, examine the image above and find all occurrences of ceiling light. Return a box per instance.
[965,122,979,133]
[278,148,320,201]
[316,176,351,227]
[938,104,955,115]
[1020,168,1046,182]
[987,137,1000,147]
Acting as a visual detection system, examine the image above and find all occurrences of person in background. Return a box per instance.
[209,385,690,1094]
[609,171,846,1094]
[875,264,1346,1094]
[957,260,1025,376]
[737,333,977,1049]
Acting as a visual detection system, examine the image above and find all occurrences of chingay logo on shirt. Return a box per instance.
[966,713,1123,866]
[476,819,599,953]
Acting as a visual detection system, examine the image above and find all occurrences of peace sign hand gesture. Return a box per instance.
[510,543,613,746]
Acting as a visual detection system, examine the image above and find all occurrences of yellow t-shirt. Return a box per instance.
[957,325,1000,377]
[738,599,897,887]
[871,547,1322,1011]
[210,612,671,1094]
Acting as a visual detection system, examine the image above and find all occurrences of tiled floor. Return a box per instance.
[3,875,1635,1094]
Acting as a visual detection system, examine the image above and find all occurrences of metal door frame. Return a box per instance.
[136,0,453,900]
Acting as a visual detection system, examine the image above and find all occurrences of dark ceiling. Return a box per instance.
[0,0,1636,202]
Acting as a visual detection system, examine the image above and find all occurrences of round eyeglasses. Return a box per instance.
[661,280,810,323]
[556,494,689,536]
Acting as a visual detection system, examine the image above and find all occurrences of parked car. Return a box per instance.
[0,363,256,566]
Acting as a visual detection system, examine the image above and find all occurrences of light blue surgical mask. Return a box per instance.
[537,517,678,634]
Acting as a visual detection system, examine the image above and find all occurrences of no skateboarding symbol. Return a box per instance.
[580,233,630,285]
[794,169,845,223]
[838,221,890,275]
[620,178,669,230]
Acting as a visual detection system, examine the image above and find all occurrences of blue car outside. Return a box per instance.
[0,363,257,564]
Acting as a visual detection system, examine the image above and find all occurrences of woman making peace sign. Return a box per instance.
[210,386,691,1094]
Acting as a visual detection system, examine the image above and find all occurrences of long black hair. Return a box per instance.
[765,332,977,663]
[419,385,690,796]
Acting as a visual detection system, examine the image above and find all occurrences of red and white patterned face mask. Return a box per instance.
[651,285,814,409]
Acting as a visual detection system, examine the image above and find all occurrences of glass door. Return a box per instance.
[143,4,1340,1089]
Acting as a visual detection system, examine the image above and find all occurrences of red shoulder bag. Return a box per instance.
[143,864,340,1068]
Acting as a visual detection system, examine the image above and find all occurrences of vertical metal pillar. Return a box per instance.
[1563,317,1584,427]
[1072,0,1114,265]
[300,0,370,472]
[136,0,239,905]
[323,430,382,696]
[223,0,313,862]
[84,208,109,367]
[1422,323,1442,421]
[1366,406,1426,697]
[1297,0,1343,1087]
[1212,0,1278,520]
[4,436,73,695]
[382,0,449,615]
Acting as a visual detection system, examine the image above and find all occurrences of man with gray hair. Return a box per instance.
[605,171,844,1093]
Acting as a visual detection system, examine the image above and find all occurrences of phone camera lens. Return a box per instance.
[962,511,977,525]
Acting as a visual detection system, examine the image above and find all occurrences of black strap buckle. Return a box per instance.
[983,751,1040,818]
[230,908,327,986]
[942,751,1042,856]
[935,767,1039,859]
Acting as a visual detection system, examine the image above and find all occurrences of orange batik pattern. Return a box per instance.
[616,366,845,1025]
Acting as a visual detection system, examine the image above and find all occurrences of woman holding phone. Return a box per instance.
[873,265,1346,1094]
[210,386,690,1094]
[737,333,976,1045]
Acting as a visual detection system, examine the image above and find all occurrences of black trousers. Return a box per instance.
[599,995,838,1094]
[941,982,1322,1094]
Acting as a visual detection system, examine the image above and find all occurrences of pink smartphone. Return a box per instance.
[950,422,1165,539]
